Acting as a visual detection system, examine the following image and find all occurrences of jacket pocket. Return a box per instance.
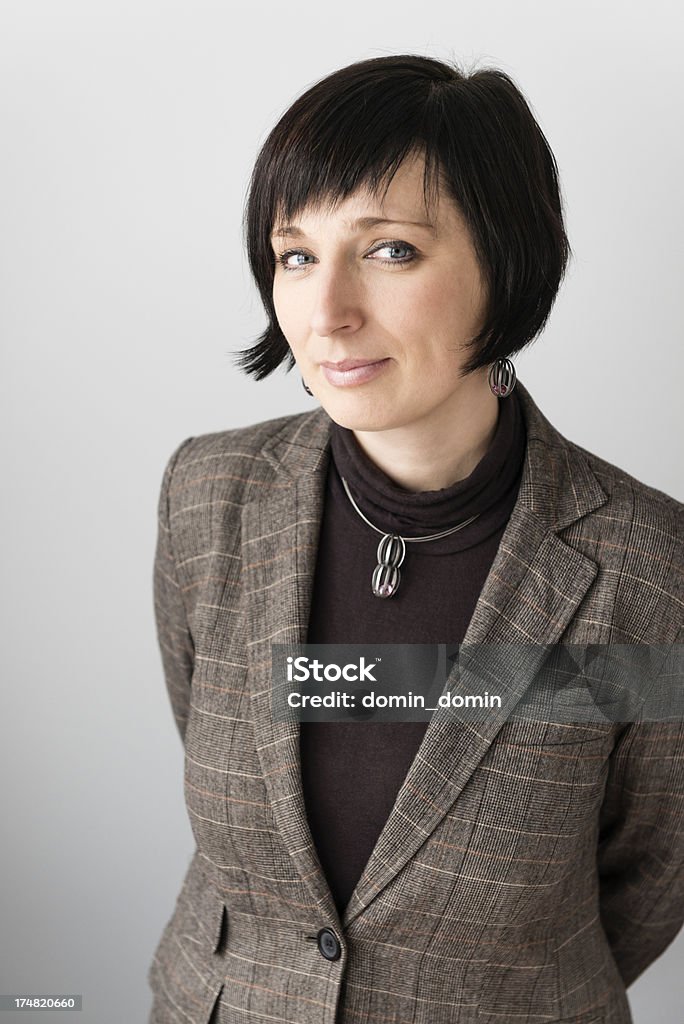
[551,1016,604,1024]
[478,1011,603,1024]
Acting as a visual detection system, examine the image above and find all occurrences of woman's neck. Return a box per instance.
[350,386,500,493]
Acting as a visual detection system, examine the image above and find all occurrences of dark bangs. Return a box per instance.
[235,54,571,380]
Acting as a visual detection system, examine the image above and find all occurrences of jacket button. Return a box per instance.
[316,927,341,961]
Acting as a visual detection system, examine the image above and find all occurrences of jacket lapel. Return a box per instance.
[241,381,608,928]
[241,431,336,920]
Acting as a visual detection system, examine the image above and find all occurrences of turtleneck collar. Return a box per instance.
[328,387,527,554]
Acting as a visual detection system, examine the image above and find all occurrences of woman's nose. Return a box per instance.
[309,265,364,338]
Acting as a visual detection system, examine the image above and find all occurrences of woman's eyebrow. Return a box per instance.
[271,216,437,240]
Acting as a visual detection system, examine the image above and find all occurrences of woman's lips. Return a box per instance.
[320,358,391,387]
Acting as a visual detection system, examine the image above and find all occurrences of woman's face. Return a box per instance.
[271,151,490,434]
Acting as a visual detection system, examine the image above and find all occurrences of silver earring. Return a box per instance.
[488,358,516,397]
[301,376,314,396]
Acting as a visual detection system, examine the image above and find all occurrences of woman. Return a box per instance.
[147,55,683,1024]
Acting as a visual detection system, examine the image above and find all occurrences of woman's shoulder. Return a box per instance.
[161,408,328,508]
[564,434,683,532]
[178,408,315,457]
[518,381,682,535]
[557,436,683,640]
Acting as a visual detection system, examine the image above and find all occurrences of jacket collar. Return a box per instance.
[241,379,608,930]
[256,378,606,533]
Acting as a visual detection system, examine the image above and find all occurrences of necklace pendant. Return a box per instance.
[371,532,406,599]
[339,476,479,600]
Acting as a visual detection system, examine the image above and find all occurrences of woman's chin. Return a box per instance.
[320,396,407,434]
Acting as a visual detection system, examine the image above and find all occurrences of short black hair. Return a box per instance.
[235,53,571,380]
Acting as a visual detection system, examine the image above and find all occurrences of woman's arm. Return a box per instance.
[152,436,196,745]
[597,664,684,987]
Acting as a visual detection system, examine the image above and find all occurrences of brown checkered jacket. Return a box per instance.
[147,380,684,1024]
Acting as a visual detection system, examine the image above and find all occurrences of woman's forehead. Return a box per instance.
[271,193,460,245]
[271,156,450,234]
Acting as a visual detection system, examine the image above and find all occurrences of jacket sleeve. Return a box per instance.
[153,437,196,745]
[596,645,684,988]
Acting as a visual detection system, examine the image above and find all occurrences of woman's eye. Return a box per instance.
[274,240,417,273]
[276,249,314,271]
[369,241,416,263]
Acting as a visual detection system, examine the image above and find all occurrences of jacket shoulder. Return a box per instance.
[561,438,683,639]
[165,410,312,506]
[175,409,311,463]
[566,437,683,533]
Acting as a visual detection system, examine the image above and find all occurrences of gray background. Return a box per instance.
[1,1,682,1021]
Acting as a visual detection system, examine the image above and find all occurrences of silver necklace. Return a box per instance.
[340,476,480,599]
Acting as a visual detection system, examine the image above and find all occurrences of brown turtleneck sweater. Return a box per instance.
[300,390,527,917]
